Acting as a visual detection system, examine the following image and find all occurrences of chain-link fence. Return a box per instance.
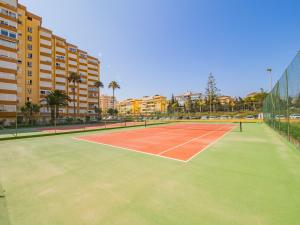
[0,105,156,140]
[263,51,300,145]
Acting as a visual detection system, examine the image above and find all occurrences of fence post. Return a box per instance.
[15,106,18,137]
[285,70,290,141]
[54,105,57,134]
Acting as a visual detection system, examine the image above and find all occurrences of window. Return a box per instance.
[56,55,65,60]
[18,60,22,64]
[27,89,32,94]
[56,63,60,67]
[0,20,8,26]
[40,90,50,95]
[1,29,8,37]
[27,80,32,85]
[69,47,77,53]
[9,32,16,39]
[28,53,32,59]
[28,44,32,50]
[27,16,32,21]
[27,27,32,33]
[0,39,16,48]
[27,62,32,67]
[27,35,32,41]
[28,71,32,76]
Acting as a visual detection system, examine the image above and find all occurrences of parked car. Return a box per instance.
[244,115,255,119]
[220,115,229,120]
[209,116,217,120]
[275,115,286,119]
[201,116,208,120]
[290,114,300,119]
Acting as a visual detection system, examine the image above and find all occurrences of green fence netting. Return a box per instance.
[263,51,300,144]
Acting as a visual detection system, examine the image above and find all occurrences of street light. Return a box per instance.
[267,67,272,92]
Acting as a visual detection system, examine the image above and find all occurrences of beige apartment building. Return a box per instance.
[0,0,101,123]
[118,95,167,116]
[100,95,115,115]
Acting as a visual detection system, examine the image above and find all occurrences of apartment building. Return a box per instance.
[0,0,18,123]
[117,98,140,115]
[140,95,167,115]
[118,95,166,116]
[174,91,202,106]
[218,95,235,105]
[0,0,101,123]
[100,95,115,115]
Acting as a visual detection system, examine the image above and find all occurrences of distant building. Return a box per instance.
[140,95,167,115]
[218,95,234,105]
[117,95,167,116]
[100,95,116,114]
[174,91,202,106]
[117,98,140,115]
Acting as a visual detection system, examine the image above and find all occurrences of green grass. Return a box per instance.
[0,123,300,225]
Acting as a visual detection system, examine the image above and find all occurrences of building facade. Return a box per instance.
[118,95,167,116]
[174,91,202,106]
[0,0,18,123]
[217,95,234,105]
[117,98,140,115]
[0,0,101,123]
[100,95,115,115]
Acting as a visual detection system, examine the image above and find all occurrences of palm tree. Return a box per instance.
[68,72,81,117]
[43,90,70,124]
[20,102,40,125]
[94,81,104,120]
[108,81,120,110]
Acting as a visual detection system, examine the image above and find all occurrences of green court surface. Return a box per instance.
[0,123,300,225]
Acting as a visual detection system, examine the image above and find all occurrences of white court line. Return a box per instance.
[73,137,186,163]
[73,124,236,163]
[186,125,236,162]
[157,128,224,156]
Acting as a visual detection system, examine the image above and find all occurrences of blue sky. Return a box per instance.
[20,0,300,100]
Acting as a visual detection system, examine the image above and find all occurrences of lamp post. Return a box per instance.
[267,68,272,91]
[267,67,274,127]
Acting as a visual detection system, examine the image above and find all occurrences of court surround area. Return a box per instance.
[0,122,300,225]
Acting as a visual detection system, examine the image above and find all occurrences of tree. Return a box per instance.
[171,102,180,114]
[94,107,102,121]
[107,108,118,116]
[196,98,206,113]
[184,96,192,115]
[168,94,177,114]
[108,81,120,109]
[94,80,104,120]
[205,73,219,114]
[20,102,40,125]
[43,90,70,124]
[68,72,81,117]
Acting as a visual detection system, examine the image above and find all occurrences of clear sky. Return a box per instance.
[19,0,300,100]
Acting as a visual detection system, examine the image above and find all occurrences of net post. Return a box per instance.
[145,120,147,127]
[239,121,242,132]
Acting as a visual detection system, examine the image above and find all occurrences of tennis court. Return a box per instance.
[75,123,235,161]
[1,122,300,225]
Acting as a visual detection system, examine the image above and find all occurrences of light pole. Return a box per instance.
[267,68,272,91]
[267,67,274,126]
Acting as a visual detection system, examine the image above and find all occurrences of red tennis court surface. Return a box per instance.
[75,123,235,162]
